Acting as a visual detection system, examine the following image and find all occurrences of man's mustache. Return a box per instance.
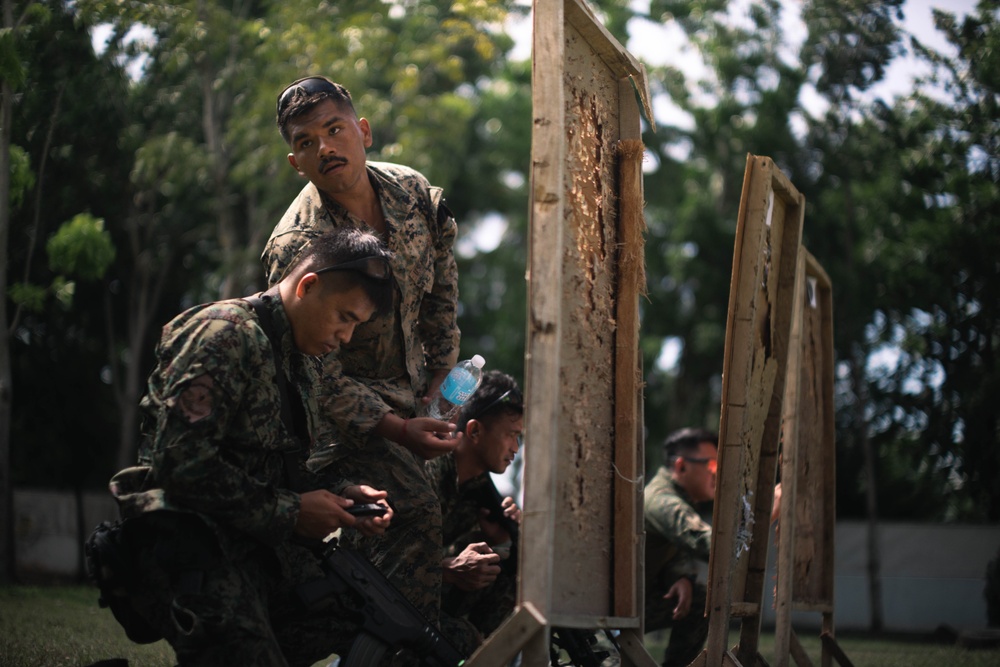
[320,156,347,173]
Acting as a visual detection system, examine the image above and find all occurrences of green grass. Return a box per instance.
[644,627,1000,667]
[0,585,332,667]
[2,585,998,667]
[0,585,174,667]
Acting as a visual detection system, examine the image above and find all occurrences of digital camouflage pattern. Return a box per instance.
[643,466,713,667]
[109,292,357,666]
[426,453,517,638]
[262,161,460,443]
[426,453,497,550]
[261,161,459,637]
[112,292,329,545]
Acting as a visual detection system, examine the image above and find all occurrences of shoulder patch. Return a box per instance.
[177,375,215,422]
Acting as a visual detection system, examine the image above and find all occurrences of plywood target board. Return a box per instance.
[464,3,656,665]
[773,248,839,667]
[703,154,804,667]
[518,0,653,628]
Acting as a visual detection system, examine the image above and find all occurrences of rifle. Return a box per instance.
[295,538,466,667]
[472,477,519,575]
[549,627,613,667]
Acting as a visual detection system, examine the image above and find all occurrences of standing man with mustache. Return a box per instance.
[261,76,475,656]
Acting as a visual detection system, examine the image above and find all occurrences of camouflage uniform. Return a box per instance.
[425,453,517,639]
[261,162,460,628]
[644,467,713,667]
[110,292,356,667]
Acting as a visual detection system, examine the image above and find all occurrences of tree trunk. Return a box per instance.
[111,235,171,471]
[852,347,884,631]
[0,0,15,583]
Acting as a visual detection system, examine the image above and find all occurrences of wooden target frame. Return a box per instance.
[700,154,804,667]
[463,1,655,665]
[774,248,851,667]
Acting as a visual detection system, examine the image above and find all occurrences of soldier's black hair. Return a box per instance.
[455,370,523,434]
[276,76,356,144]
[290,227,394,316]
[663,427,718,464]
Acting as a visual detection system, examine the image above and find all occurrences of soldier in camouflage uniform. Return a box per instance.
[425,371,524,640]
[643,427,718,667]
[262,76,468,648]
[109,228,396,667]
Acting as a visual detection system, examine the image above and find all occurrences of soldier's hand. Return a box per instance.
[294,490,356,539]
[664,576,694,620]
[501,496,522,525]
[402,417,462,459]
[442,542,501,591]
[343,484,393,537]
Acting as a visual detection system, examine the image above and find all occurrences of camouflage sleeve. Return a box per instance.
[418,189,461,372]
[146,316,300,547]
[645,491,712,563]
[317,352,393,442]
[260,183,327,288]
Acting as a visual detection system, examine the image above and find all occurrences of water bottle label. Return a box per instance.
[442,368,477,405]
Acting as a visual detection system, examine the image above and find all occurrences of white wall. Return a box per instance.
[758,521,1000,632]
[14,488,118,579]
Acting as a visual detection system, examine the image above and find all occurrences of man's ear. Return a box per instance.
[295,272,320,299]
[359,117,373,149]
[465,419,481,443]
[287,153,306,177]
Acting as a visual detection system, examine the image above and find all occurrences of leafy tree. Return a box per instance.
[3,0,530,490]
[451,57,533,382]
[0,0,54,583]
[862,0,1000,522]
[633,0,804,468]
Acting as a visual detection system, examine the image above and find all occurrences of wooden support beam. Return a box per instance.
[819,633,855,667]
[788,630,814,667]
[462,604,547,667]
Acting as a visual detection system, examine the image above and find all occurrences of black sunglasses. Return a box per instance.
[313,256,392,282]
[276,76,340,117]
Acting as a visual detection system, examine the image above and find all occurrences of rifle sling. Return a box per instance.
[244,294,309,491]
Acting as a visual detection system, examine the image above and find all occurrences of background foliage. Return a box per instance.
[2,0,998,567]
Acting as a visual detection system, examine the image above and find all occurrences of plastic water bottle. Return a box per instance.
[426,355,486,422]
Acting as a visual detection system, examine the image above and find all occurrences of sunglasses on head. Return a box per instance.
[469,388,522,421]
[479,388,513,414]
[681,456,718,474]
[313,256,392,282]
[276,76,340,117]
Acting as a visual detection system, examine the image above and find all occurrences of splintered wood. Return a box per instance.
[773,249,838,667]
[549,16,621,618]
[514,0,652,642]
[704,154,804,667]
[466,1,653,665]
